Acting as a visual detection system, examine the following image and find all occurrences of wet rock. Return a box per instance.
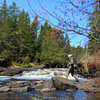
[66,89,74,92]
[11,86,32,92]
[41,88,52,92]
[84,87,100,93]
[24,82,36,86]
[33,80,54,90]
[51,77,78,90]
[0,86,10,92]
[6,82,24,88]
[0,68,24,76]
[6,68,23,76]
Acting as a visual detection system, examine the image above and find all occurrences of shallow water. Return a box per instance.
[0,89,100,100]
[0,68,100,100]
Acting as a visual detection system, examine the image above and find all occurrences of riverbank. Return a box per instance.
[0,64,45,76]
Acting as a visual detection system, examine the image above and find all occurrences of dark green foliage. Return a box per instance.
[88,0,100,54]
[39,27,71,67]
[0,0,72,67]
[0,1,38,63]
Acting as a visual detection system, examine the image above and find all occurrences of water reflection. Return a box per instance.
[0,89,100,100]
[27,90,89,100]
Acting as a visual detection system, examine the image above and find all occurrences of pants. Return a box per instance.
[66,64,78,80]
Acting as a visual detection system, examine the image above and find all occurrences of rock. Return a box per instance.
[84,87,100,93]
[81,81,93,88]
[33,80,54,90]
[41,88,52,92]
[6,82,24,88]
[66,89,73,92]
[0,68,24,76]
[0,86,10,92]
[5,68,23,76]
[24,82,36,86]
[11,86,32,92]
[51,77,78,90]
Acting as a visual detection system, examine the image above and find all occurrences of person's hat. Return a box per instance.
[68,54,72,57]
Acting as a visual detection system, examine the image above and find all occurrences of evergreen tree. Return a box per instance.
[40,28,70,67]
[0,0,10,59]
[30,15,39,60]
[88,0,100,54]
[35,21,49,62]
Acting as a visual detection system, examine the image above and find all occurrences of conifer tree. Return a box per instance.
[88,0,100,54]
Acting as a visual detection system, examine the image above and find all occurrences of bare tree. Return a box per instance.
[26,0,100,41]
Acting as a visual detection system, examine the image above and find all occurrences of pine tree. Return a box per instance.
[30,15,39,61]
[88,0,100,54]
[0,0,10,59]
[40,28,70,67]
[35,21,49,62]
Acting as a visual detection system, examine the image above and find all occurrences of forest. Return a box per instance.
[0,0,100,68]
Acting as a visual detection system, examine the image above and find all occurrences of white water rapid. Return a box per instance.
[0,68,89,82]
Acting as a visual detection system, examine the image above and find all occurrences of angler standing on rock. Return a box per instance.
[66,54,79,82]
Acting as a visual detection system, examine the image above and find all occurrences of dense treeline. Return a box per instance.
[0,0,70,67]
[0,0,99,68]
[0,0,84,67]
[0,1,37,63]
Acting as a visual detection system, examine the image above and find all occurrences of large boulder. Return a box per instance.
[51,77,78,90]
[33,80,54,90]
[33,77,80,91]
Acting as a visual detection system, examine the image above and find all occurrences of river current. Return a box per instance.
[0,68,100,100]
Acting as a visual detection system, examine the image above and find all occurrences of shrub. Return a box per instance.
[87,60,100,74]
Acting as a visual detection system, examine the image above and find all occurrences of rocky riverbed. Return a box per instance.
[0,77,100,100]
[1,76,100,93]
[0,66,100,99]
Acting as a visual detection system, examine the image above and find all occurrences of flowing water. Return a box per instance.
[0,68,100,100]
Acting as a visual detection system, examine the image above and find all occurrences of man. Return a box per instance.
[66,54,79,82]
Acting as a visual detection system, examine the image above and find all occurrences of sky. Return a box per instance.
[0,0,90,47]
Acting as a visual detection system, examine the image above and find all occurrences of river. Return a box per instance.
[0,68,100,100]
